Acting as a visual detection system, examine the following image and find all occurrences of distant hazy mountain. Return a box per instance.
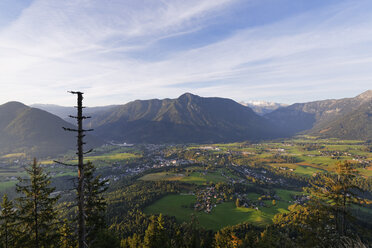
[31,104,119,124]
[86,93,282,143]
[265,90,372,138]
[0,102,102,157]
[309,99,372,140]
[240,101,287,115]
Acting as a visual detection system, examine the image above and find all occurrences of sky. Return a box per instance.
[0,0,372,106]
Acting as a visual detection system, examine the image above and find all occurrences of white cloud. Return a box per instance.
[0,0,371,106]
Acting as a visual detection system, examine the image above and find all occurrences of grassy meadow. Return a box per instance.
[144,188,300,230]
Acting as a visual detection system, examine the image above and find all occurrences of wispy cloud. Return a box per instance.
[0,0,371,106]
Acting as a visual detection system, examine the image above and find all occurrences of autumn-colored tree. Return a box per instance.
[235,198,240,208]
[273,161,366,247]
[309,161,364,236]
[214,229,242,248]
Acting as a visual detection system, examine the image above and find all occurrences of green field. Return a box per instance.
[268,163,325,176]
[139,169,231,185]
[181,170,228,184]
[144,190,298,230]
[358,167,372,177]
[144,194,274,230]
[275,189,302,201]
[69,152,141,164]
[139,172,185,181]
[0,181,17,191]
[207,137,372,177]
[294,165,324,176]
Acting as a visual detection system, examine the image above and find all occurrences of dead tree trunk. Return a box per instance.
[76,92,86,248]
[57,91,93,248]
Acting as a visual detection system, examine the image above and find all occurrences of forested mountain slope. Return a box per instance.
[265,90,372,138]
[0,101,102,156]
[87,93,282,143]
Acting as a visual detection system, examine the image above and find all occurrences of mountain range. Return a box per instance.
[0,102,102,157]
[266,90,372,139]
[86,93,281,143]
[1,90,371,157]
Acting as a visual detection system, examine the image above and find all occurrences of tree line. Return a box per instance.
[0,159,108,248]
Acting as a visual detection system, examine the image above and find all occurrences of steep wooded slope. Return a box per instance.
[87,93,281,143]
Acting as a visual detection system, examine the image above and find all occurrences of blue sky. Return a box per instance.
[0,0,371,106]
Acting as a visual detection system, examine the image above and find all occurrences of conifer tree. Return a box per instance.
[214,229,240,248]
[143,214,168,248]
[122,233,142,248]
[0,194,17,248]
[16,158,60,248]
[59,219,77,248]
[84,161,108,246]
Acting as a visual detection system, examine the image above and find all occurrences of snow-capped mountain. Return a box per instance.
[240,101,288,115]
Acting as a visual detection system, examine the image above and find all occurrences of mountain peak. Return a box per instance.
[177,93,201,103]
[356,90,372,100]
[0,101,28,113]
[178,92,199,99]
[3,101,27,108]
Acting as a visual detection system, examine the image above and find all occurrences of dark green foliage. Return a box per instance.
[84,161,109,246]
[107,181,180,238]
[59,219,77,248]
[120,213,214,248]
[256,226,297,248]
[89,229,120,248]
[175,215,213,248]
[143,214,169,248]
[16,158,60,247]
[213,223,261,248]
[0,194,16,248]
[121,233,141,248]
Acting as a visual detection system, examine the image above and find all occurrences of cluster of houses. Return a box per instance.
[319,150,353,157]
[351,156,371,167]
[291,194,310,205]
[319,150,371,166]
[234,192,281,210]
[199,146,221,151]
[152,156,192,168]
[194,186,225,213]
[232,165,286,185]
[104,156,192,182]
